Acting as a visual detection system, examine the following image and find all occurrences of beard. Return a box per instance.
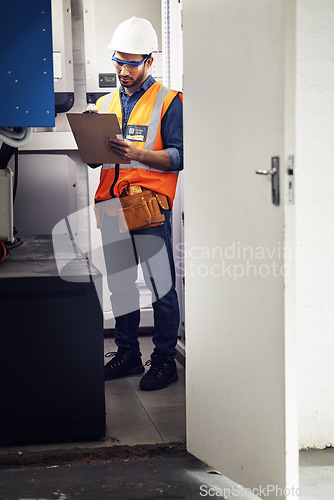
[118,68,146,90]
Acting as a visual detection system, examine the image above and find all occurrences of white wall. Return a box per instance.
[296,0,334,449]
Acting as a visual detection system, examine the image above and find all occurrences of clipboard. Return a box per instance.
[66,112,130,164]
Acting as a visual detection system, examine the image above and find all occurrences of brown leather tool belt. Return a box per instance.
[94,187,169,232]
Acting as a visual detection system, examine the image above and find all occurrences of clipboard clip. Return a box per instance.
[83,103,99,114]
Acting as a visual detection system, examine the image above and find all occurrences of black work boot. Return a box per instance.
[139,354,178,390]
[104,351,144,381]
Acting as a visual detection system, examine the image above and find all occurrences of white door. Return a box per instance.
[183,0,298,497]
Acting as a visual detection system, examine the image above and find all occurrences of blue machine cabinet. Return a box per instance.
[0,0,55,127]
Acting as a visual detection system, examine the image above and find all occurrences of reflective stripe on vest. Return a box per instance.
[99,84,178,173]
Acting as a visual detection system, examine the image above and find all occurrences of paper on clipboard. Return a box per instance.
[66,112,130,164]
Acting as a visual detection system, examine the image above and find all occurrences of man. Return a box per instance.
[91,17,183,390]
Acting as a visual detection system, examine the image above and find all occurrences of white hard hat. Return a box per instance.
[107,17,158,55]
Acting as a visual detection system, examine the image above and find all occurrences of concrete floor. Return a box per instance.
[0,336,332,499]
[0,450,332,500]
[0,456,226,500]
[299,448,334,499]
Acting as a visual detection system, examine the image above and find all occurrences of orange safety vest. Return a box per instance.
[95,81,182,208]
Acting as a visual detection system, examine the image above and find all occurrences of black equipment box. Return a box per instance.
[0,235,105,445]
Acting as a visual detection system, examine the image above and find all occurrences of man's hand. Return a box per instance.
[106,137,172,171]
[106,138,142,162]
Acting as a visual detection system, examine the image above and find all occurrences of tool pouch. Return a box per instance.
[118,190,168,233]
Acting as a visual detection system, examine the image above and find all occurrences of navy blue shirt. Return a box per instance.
[119,75,183,171]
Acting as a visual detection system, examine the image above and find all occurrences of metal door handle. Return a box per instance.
[255,157,280,206]
[255,168,277,176]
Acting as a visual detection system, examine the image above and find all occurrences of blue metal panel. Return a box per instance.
[0,0,55,127]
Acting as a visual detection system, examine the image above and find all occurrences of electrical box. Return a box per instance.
[0,0,55,127]
[0,168,14,243]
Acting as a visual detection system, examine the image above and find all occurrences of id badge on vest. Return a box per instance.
[124,125,148,142]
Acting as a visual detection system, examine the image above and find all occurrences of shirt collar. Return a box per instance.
[119,75,155,97]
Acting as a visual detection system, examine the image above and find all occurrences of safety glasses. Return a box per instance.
[111,52,149,70]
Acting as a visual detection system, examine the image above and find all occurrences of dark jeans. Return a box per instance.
[101,208,180,360]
